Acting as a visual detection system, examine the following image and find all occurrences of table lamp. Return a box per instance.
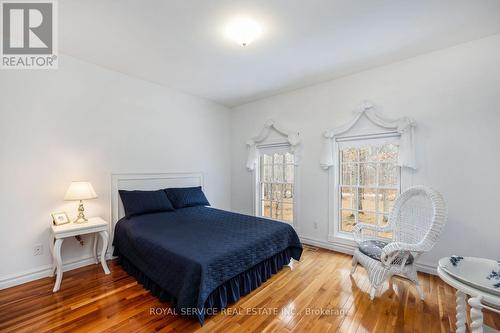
[64,181,97,223]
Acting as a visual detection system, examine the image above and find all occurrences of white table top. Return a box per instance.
[438,266,500,310]
[51,217,108,237]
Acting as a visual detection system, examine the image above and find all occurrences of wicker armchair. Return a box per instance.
[350,186,447,300]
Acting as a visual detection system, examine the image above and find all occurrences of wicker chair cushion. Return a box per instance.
[359,240,414,265]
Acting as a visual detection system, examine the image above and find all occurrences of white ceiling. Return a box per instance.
[60,0,500,107]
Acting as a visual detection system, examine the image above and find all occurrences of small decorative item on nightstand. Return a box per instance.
[64,181,97,223]
[51,212,70,226]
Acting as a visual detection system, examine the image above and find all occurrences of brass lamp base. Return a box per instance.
[73,216,88,224]
[73,200,88,224]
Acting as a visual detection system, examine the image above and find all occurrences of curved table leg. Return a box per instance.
[287,258,294,270]
[52,239,64,292]
[455,290,467,333]
[99,231,110,275]
[93,233,98,264]
[469,296,484,333]
[48,233,56,277]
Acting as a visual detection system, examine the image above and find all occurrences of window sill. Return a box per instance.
[257,214,294,225]
[328,233,356,247]
[328,230,392,247]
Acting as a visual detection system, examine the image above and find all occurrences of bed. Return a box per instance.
[110,173,302,324]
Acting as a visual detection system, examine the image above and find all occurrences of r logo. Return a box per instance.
[1,1,57,69]
[2,2,53,54]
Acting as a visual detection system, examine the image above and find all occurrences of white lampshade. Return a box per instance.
[64,181,97,201]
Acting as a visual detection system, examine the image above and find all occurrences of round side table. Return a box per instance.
[438,266,500,333]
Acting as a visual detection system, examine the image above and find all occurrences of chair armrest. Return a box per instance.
[382,241,422,253]
[380,241,423,266]
[352,223,393,244]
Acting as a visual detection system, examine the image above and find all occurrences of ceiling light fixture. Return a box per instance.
[225,17,262,47]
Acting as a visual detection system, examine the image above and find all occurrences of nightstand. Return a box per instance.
[49,217,110,292]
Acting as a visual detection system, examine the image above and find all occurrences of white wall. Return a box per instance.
[230,34,500,270]
[0,55,231,287]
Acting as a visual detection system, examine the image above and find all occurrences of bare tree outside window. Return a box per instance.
[259,151,294,223]
[339,143,399,238]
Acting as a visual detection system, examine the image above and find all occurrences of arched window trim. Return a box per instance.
[246,119,301,171]
[246,120,301,232]
[325,101,416,246]
[320,101,416,170]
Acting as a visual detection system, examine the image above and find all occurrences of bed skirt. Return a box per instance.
[115,247,298,324]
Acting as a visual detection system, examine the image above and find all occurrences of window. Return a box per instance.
[337,137,400,238]
[257,146,294,223]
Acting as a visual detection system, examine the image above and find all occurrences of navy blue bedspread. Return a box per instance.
[113,206,302,323]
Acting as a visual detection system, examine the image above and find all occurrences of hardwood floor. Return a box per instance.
[1,247,499,333]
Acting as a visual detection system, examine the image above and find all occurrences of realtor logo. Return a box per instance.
[1,0,58,69]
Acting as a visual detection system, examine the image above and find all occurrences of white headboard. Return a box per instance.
[110,172,203,242]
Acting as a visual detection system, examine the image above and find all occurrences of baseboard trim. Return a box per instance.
[300,236,355,255]
[0,253,113,290]
[414,261,438,275]
[299,235,438,276]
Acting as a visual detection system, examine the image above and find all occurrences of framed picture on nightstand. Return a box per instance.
[51,212,70,226]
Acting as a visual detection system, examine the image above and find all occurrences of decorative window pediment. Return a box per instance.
[320,101,416,170]
[246,120,301,171]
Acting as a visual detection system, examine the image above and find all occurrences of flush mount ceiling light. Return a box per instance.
[225,17,263,47]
